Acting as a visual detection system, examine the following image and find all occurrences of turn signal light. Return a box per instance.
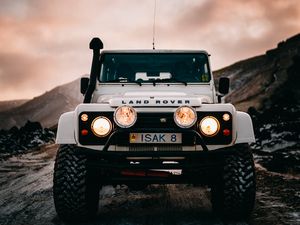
[222,113,230,121]
[81,114,88,122]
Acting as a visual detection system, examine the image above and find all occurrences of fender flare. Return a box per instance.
[235,111,255,144]
[56,112,76,144]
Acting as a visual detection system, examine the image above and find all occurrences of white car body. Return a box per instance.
[56,64,255,150]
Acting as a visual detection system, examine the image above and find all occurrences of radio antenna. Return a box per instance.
[152,0,157,50]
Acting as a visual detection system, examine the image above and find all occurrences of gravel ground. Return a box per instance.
[0,144,299,225]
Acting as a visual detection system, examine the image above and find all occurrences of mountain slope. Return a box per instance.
[214,33,300,112]
[0,99,29,112]
[0,79,83,130]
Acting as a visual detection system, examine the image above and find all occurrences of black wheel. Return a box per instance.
[211,144,256,218]
[53,144,100,221]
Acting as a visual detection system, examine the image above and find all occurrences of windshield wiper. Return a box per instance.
[129,79,142,86]
[104,78,142,86]
[105,78,125,82]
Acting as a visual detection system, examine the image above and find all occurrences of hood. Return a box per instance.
[96,91,212,107]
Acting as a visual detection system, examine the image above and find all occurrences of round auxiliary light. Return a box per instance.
[114,105,137,128]
[199,116,220,137]
[174,106,197,128]
[91,116,112,137]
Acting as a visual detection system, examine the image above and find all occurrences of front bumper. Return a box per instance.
[79,146,241,185]
[101,128,209,152]
[78,144,239,173]
[78,141,245,185]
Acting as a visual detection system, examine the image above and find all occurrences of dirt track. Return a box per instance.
[0,144,299,225]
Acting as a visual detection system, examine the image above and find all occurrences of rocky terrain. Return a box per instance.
[0,121,55,159]
[0,144,299,225]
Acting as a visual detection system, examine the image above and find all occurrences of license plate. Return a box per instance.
[129,133,182,144]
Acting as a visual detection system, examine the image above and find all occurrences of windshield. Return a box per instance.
[99,52,211,83]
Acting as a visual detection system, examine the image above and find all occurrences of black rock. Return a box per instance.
[20,121,43,133]
[0,121,55,157]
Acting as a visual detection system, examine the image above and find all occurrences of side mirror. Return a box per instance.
[218,77,230,95]
[80,77,90,95]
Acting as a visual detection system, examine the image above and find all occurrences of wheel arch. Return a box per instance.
[235,111,255,144]
[56,112,76,144]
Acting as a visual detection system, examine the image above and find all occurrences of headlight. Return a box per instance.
[199,116,220,137]
[174,106,197,128]
[114,105,137,128]
[91,116,112,137]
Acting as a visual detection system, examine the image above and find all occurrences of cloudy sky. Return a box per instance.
[0,0,299,101]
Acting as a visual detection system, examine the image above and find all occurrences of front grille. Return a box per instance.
[133,113,177,129]
[129,145,183,152]
[113,112,195,146]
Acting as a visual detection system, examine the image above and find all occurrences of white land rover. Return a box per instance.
[53,38,256,221]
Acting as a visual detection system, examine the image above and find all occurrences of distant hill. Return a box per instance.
[214,33,300,112]
[0,79,83,130]
[0,99,28,112]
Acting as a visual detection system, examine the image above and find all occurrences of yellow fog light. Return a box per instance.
[114,105,137,128]
[199,116,220,137]
[91,116,112,137]
[174,106,197,128]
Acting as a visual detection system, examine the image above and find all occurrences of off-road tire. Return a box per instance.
[53,144,100,221]
[211,144,256,218]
